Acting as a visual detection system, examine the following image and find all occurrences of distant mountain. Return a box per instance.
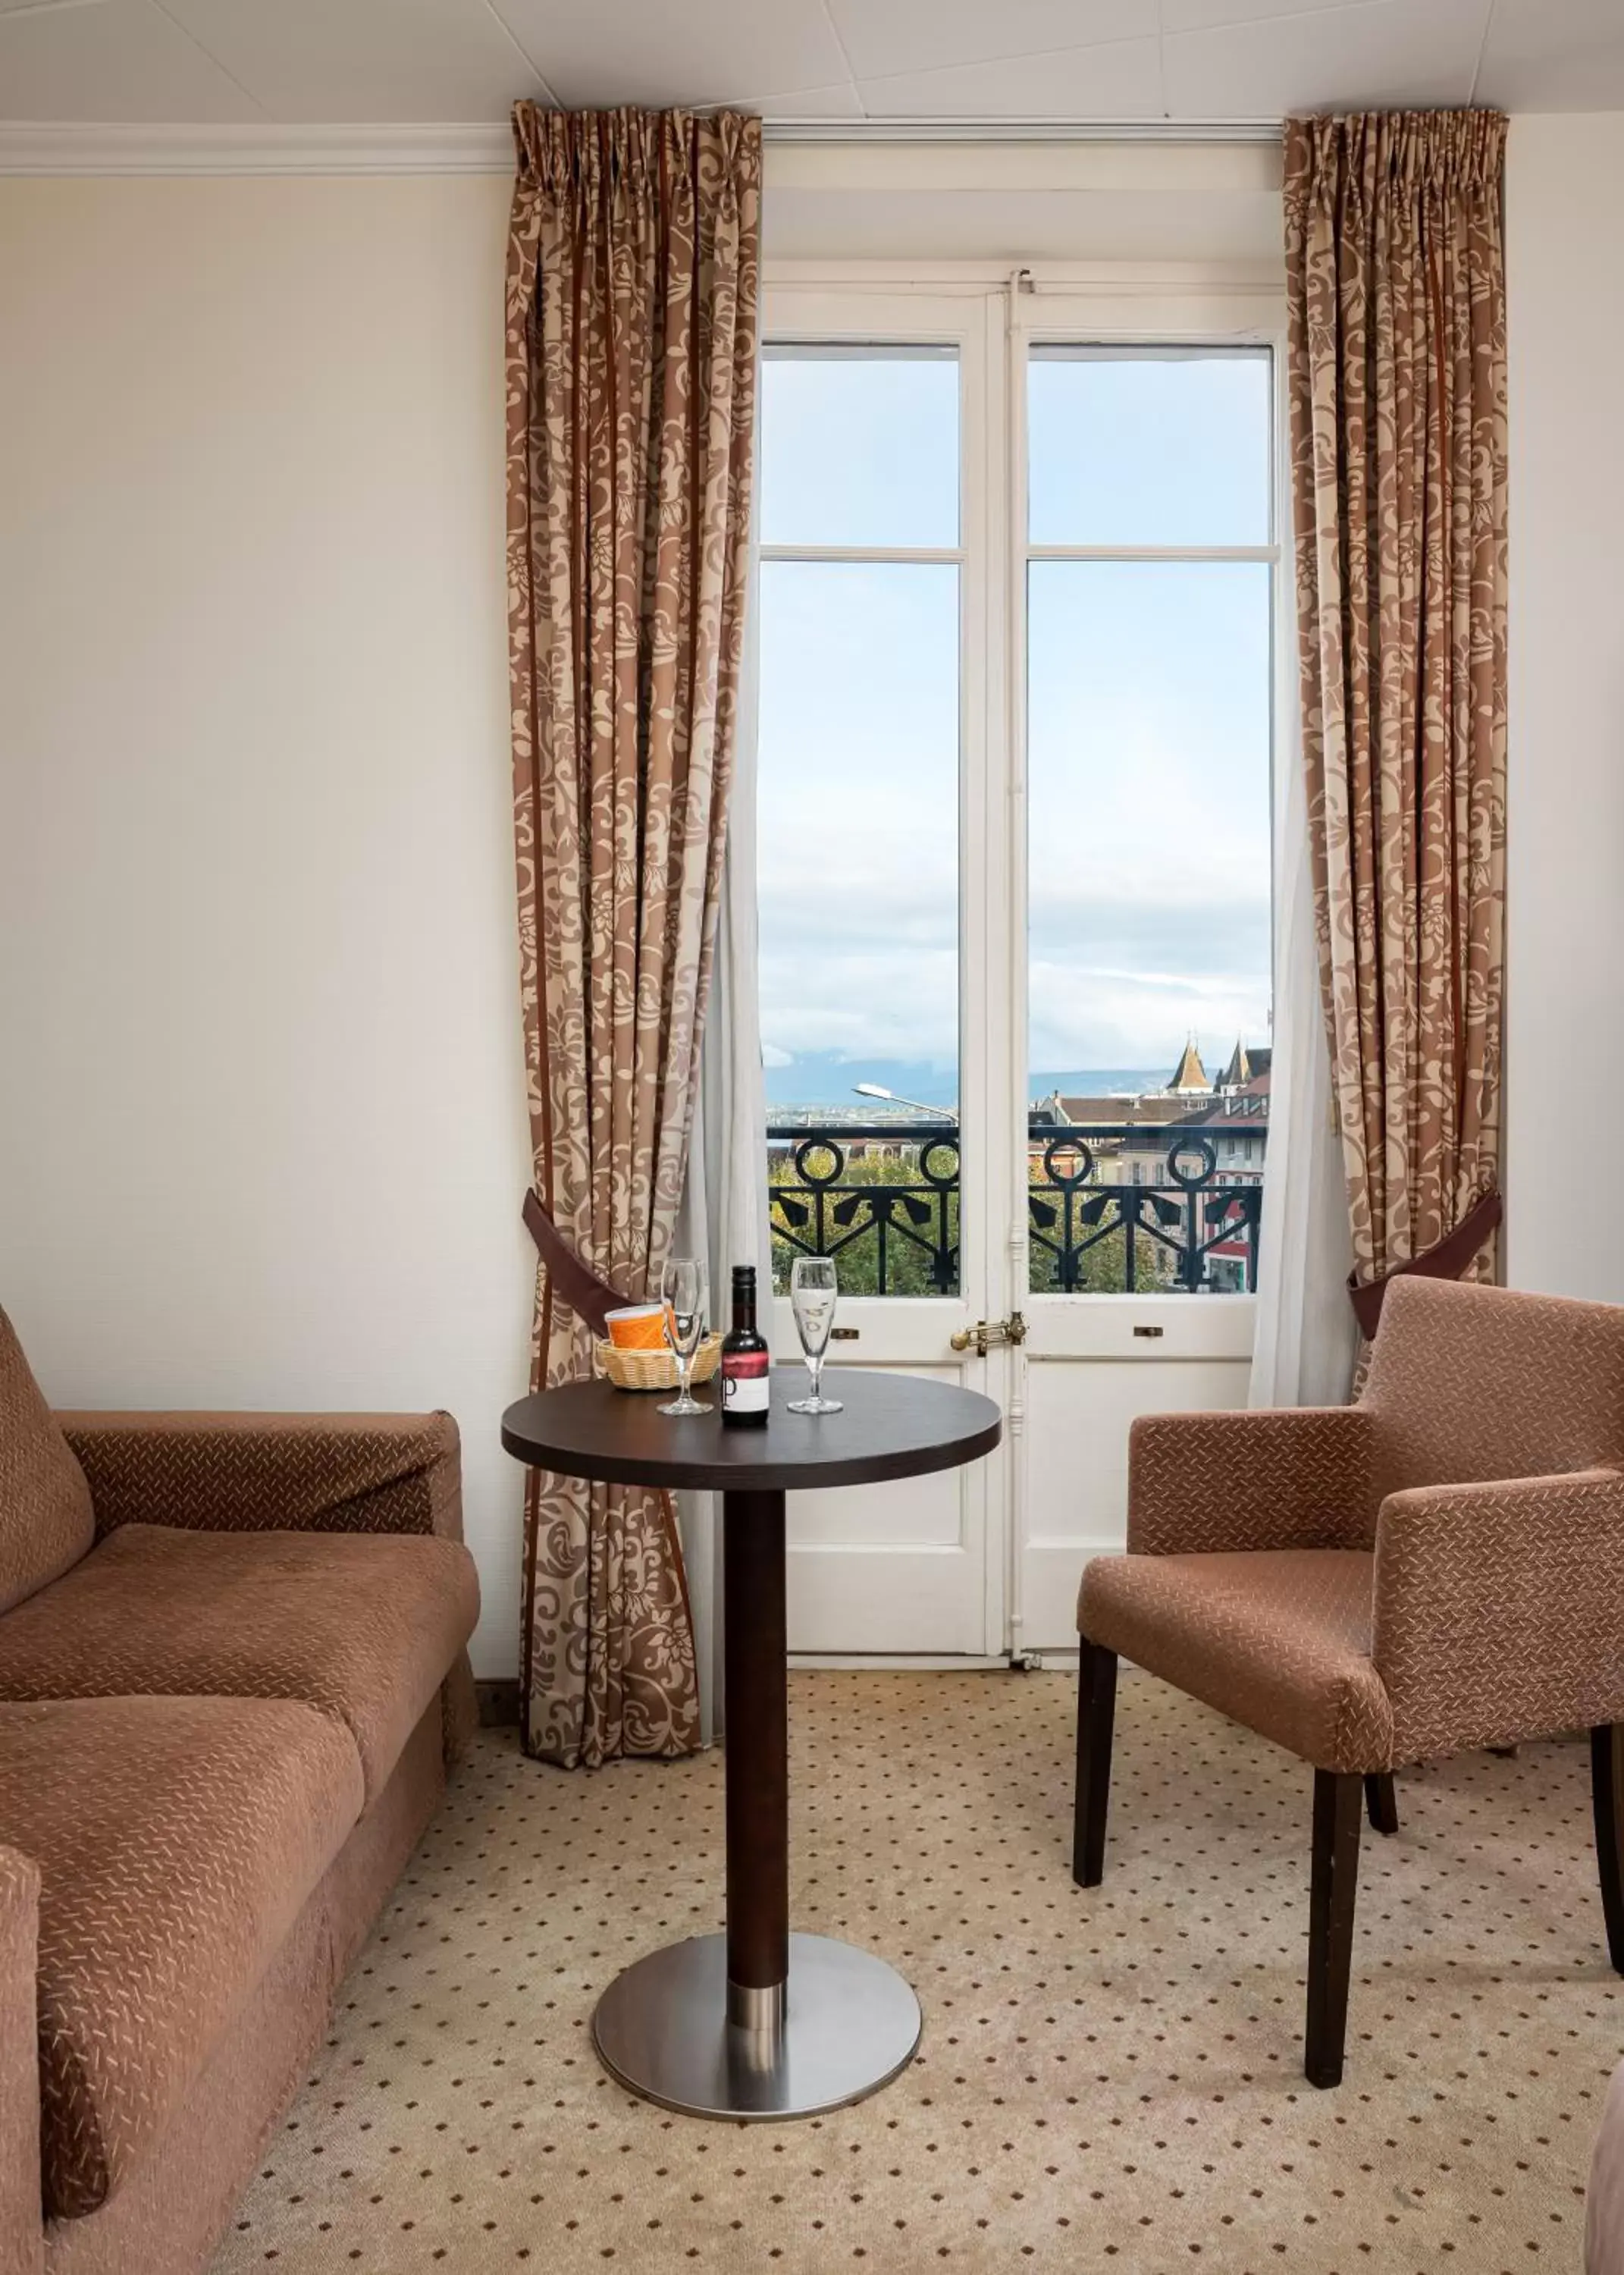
[763,1052,1165,1115]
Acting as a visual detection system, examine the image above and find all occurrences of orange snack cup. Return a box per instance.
[604,1302,672,1351]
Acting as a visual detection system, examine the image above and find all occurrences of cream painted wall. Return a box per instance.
[0,144,1293,1690]
[1503,117,1624,1303]
[0,177,534,1673]
[0,132,1613,1683]
[0,147,1279,1690]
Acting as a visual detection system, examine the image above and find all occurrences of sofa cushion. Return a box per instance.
[0,1308,94,1618]
[0,1524,479,1798]
[1080,1549,1394,1774]
[0,1693,363,2219]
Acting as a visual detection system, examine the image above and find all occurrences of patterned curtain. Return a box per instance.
[1284,111,1509,1307]
[506,105,760,1768]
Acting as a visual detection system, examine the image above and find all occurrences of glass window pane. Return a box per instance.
[760,349,959,549]
[757,561,960,1296]
[1028,352,1270,548]
[1026,563,1271,1295]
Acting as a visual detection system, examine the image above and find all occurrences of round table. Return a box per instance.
[500,1367,1002,2122]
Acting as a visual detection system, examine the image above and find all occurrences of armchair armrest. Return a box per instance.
[1127,1406,1374,1557]
[54,1411,462,1544]
[0,1846,42,2273]
[1373,1468,1624,1762]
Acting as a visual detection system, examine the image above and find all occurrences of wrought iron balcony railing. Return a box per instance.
[767,1120,1265,1299]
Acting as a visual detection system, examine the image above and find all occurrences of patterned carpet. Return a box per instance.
[210,1670,1618,2273]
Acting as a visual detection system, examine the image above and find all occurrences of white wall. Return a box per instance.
[1504,117,1624,1303]
[0,143,1293,1691]
[763,136,1282,265]
[0,131,1613,1680]
[0,177,534,1672]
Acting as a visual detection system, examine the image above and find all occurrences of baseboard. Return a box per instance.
[788,1654,1014,1671]
[475,1678,521,1727]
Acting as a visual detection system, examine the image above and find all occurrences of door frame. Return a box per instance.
[760,283,1008,1660]
[762,262,1290,1666]
[1002,279,1287,1660]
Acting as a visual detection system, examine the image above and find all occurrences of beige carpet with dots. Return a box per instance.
[210,1670,1619,2273]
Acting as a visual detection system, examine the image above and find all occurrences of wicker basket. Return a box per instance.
[594,1331,723,1393]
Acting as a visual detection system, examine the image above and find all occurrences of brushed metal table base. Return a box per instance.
[592,1931,922,2120]
[594,1488,934,2122]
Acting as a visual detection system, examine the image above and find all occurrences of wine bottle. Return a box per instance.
[720,1264,770,1429]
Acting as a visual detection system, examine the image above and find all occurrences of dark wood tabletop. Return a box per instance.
[500,1367,1002,1493]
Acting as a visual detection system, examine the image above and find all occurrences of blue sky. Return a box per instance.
[756,349,1273,1103]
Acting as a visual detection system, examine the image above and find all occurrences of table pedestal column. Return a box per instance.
[590,1487,922,2120]
[722,1489,789,2033]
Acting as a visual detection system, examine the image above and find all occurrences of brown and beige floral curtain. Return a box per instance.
[506,104,760,1767]
[1284,110,1508,1306]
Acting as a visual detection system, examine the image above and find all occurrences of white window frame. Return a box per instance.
[1011,279,1283,1356]
[760,264,1286,1348]
[758,287,1002,1359]
[762,262,1288,1666]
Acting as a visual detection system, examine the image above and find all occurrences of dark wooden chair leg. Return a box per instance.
[1364,1771,1398,1836]
[1072,1640,1118,1889]
[1591,1724,1624,1973]
[1304,1769,1362,2088]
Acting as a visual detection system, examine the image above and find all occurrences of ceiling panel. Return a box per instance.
[1161,0,1387,32]
[1477,0,1624,110]
[857,37,1163,121]
[0,0,257,121]
[491,0,849,110]
[1162,0,1491,120]
[825,0,1146,85]
[158,0,545,123]
[744,81,866,121]
[4,0,1624,131]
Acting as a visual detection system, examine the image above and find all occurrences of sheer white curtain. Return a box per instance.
[1249,688,1357,1408]
[673,536,771,1743]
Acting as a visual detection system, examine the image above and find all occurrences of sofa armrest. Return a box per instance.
[1127,1407,1374,1557]
[1373,1468,1624,1762]
[0,1847,42,2274]
[54,1411,463,1543]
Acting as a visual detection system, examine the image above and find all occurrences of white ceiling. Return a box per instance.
[0,0,1622,127]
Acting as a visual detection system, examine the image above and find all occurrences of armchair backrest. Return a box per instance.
[1360,1278,1624,1511]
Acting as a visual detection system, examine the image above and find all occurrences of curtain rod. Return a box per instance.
[0,116,1285,178]
[762,120,1284,145]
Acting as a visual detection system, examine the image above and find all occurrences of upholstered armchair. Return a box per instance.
[1074,1277,1624,2089]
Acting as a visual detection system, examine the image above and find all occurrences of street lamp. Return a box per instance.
[853,1082,958,1124]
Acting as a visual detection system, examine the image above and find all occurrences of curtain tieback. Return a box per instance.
[1347,1188,1504,1341]
[522,1189,629,1341]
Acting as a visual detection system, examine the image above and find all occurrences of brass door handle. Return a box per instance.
[950,1313,1027,1357]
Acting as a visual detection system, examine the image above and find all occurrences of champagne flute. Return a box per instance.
[787,1257,842,1415]
[657,1257,710,1417]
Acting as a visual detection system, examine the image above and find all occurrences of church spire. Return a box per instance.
[1168,1035,1210,1094]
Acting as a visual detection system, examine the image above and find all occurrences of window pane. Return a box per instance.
[1026,563,1271,1295]
[758,561,960,1295]
[1028,352,1270,548]
[760,348,959,549]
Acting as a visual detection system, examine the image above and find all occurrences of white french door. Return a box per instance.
[759,270,1284,1662]
[758,291,1008,1658]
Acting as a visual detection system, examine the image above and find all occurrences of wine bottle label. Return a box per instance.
[721,1354,770,1414]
